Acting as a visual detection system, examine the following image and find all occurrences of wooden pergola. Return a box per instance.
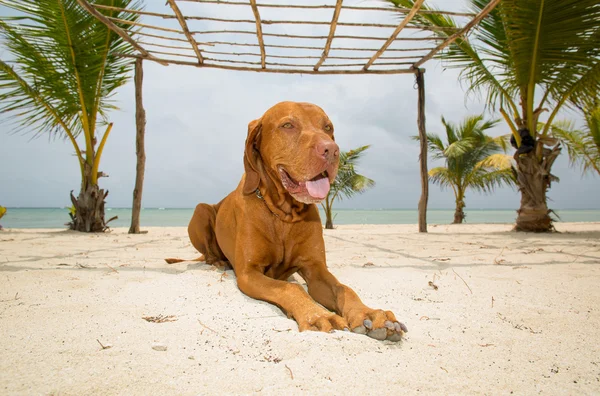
[77,0,501,233]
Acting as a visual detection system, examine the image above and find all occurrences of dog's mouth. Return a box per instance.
[278,166,331,204]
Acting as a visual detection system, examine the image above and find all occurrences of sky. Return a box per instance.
[0,0,598,210]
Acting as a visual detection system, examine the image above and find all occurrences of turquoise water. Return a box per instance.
[2,207,600,229]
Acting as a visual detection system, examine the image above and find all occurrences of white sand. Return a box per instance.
[1,222,599,395]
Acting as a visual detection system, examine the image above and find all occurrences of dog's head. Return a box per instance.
[243,101,339,204]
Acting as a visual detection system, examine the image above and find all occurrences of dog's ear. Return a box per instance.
[243,118,262,195]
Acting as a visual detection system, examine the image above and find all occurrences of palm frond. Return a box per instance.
[329,145,375,202]
[475,153,514,170]
[466,168,516,194]
[412,132,447,160]
[548,117,600,176]
[421,113,514,201]
[0,0,143,141]
[428,167,456,191]
[444,138,479,159]
[386,0,600,134]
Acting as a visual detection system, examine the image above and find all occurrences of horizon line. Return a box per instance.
[4,207,600,211]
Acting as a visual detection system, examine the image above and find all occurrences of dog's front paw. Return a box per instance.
[346,309,407,342]
[296,308,349,333]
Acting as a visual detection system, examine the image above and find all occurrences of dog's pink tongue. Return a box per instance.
[305,177,330,199]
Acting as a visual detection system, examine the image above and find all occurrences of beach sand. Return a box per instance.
[1,223,599,394]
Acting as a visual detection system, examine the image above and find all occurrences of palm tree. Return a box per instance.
[0,0,142,232]
[423,115,515,224]
[387,0,600,232]
[549,99,600,177]
[322,145,375,229]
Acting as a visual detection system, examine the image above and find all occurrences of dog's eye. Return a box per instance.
[324,125,332,132]
[281,122,293,129]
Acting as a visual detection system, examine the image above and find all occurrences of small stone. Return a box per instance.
[152,343,167,351]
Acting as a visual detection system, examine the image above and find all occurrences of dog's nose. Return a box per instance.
[316,140,339,162]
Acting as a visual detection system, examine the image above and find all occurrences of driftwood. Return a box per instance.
[416,69,428,233]
[129,59,146,234]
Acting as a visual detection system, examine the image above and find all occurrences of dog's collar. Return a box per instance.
[255,188,279,218]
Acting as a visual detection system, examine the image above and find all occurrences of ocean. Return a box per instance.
[1,207,600,229]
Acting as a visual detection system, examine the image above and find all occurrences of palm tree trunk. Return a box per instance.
[514,143,561,232]
[69,184,108,232]
[69,164,115,232]
[453,197,465,224]
[324,199,334,229]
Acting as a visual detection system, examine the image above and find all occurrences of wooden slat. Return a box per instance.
[94,4,175,19]
[146,50,415,68]
[314,0,343,71]
[100,17,445,42]
[93,4,474,25]
[116,53,417,75]
[75,0,168,65]
[106,16,183,34]
[203,41,434,52]
[249,0,266,69]
[139,41,197,51]
[135,31,189,43]
[177,0,477,17]
[145,45,423,61]
[363,0,425,71]
[193,30,442,41]
[413,0,502,68]
[166,0,204,64]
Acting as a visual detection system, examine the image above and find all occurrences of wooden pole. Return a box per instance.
[129,59,147,234]
[416,68,428,233]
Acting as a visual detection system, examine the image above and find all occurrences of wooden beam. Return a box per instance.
[413,0,502,68]
[249,0,266,69]
[75,0,168,66]
[416,69,428,233]
[167,0,204,65]
[129,59,147,234]
[363,0,425,71]
[314,0,343,71]
[116,53,417,75]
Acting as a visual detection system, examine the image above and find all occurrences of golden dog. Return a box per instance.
[178,102,406,341]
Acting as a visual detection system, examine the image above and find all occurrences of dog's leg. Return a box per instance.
[188,203,230,269]
[300,266,407,341]
[236,269,348,332]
